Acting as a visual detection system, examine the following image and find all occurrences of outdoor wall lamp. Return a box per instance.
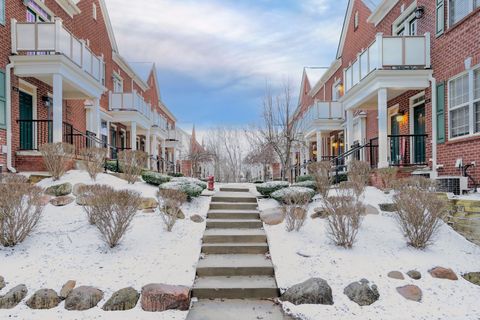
[42,96,52,108]
[396,111,406,123]
[415,6,425,19]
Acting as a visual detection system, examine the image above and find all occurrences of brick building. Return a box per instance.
[0,0,179,172]
[294,0,480,192]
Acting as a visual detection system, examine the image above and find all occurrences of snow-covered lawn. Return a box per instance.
[0,170,210,320]
[259,187,480,320]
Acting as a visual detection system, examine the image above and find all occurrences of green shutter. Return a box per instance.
[0,0,4,25]
[436,83,445,144]
[436,0,445,36]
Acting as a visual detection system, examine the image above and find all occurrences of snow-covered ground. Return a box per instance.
[0,170,210,320]
[259,186,480,320]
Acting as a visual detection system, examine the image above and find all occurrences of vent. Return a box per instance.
[436,176,468,195]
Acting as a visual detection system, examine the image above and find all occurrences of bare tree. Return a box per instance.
[40,143,75,181]
[158,189,187,231]
[244,131,277,181]
[283,191,311,232]
[118,150,148,184]
[308,161,332,200]
[80,147,108,181]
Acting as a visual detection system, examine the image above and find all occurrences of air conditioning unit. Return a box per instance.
[436,176,469,195]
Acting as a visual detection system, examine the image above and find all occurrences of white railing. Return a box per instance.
[167,129,177,141]
[11,18,104,83]
[109,91,152,119]
[344,33,431,93]
[297,101,344,133]
[152,111,168,130]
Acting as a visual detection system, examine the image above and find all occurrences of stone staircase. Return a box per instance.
[187,186,290,320]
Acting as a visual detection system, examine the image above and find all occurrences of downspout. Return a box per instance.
[6,62,16,173]
[429,74,437,179]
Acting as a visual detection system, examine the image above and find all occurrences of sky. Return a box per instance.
[105,0,347,133]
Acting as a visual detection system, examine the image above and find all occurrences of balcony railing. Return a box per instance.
[298,101,344,133]
[109,91,152,119]
[344,33,431,93]
[11,18,104,83]
[152,111,168,130]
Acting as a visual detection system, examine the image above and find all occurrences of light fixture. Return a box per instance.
[42,96,52,108]
[396,111,405,123]
[415,6,425,19]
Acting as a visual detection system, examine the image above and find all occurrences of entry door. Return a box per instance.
[390,116,400,165]
[19,91,34,150]
[110,127,117,159]
[413,104,426,163]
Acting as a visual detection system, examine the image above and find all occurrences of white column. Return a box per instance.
[172,148,177,173]
[130,122,137,151]
[145,129,151,169]
[161,138,166,172]
[316,131,323,161]
[52,74,63,143]
[378,88,389,168]
[346,110,354,152]
[93,98,101,138]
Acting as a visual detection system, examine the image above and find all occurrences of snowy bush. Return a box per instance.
[347,160,371,199]
[271,187,315,203]
[105,160,121,173]
[393,177,447,248]
[168,172,184,177]
[0,175,45,247]
[308,161,332,200]
[292,180,317,190]
[159,181,203,200]
[282,190,311,232]
[80,147,108,181]
[142,171,171,186]
[171,177,207,190]
[157,189,187,231]
[83,185,141,248]
[39,143,75,181]
[296,175,314,183]
[256,181,290,197]
[118,150,148,184]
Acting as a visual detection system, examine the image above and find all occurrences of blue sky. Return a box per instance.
[105,0,347,132]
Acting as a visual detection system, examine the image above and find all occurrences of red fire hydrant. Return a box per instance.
[208,176,215,191]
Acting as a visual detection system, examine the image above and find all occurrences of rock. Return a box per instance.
[141,283,190,312]
[26,289,61,309]
[75,194,92,206]
[387,271,404,280]
[280,278,333,305]
[379,203,397,212]
[429,267,458,280]
[343,279,379,306]
[177,209,185,219]
[28,174,51,184]
[59,280,76,300]
[0,276,4,291]
[462,272,480,286]
[45,182,72,196]
[365,204,379,215]
[190,214,204,223]
[139,197,158,210]
[396,285,422,302]
[143,209,156,214]
[407,270,422,280]
[72,183,87,196]
[50,195,75,207]
[102,287,139,311]
[64,286,103,311]
[260,208,285,225]
[38,195,52,206]
[0,284,28,309]
[311,208,328,219]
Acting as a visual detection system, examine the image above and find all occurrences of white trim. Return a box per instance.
[387,104,400,136]
[18,80,38,149]
[391,1,417,35]
[309,59,342,96]
[54,0,81,18]
[28,0,55,21]
[112,53,149,91]
[367,0,400,26]
[97,0,118,53]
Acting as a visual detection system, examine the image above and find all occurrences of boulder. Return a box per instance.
[429,267,458,280]
[59,280,76,300]
[280,278,333,305]
[75,194,92,206]
[26,289,61,309]
[28,174,51,184]
[177,209,185,219]
[50,195,75,207]
[462,272,480,286]
[64,286,103,311]
[72,183,87,196]
[38,195,52,206]
[343,279,379,306]
[102,287,139,311]
[139,198,158,210]
[190,214,204,223]
[0,284,28,309]
[45,183,72,196]
[365,204,380,215]
[260,208,285,225]
[311,208,328,219]
[387,271,404,280]
[396,285,422,302]
[379,203,397,212]
[0,276,4,291]
[407,270,422,280]
[141,283,190,312]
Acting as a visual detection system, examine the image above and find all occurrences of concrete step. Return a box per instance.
[203,229,267,244]
[207,210,260,220]
[212,196,257,203]
[196,254,274,276]
[206,219,263,229]
[192,276,279,299]
[202,242,269,254]
[210,202,258,210]
[187,299,293,320]
[219,187,250,193]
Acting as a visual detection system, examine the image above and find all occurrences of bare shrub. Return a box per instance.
[376,167,398,192]
[84,185,141,247]
[393,176,437,192]
[157,189,187,232]
[348,160,371,200]
[39,143,75,181]
[393,179,447,249]
[283,191,311,232]
[308,161,332,200]
[80,147,108,181]
[81,185,114,225]
[0,175,45,246]
[324,183,365,248]
[118,150,148,184]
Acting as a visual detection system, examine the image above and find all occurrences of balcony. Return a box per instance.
[10,18,105,99]
[298,101,344,137]
[109,91,154,130]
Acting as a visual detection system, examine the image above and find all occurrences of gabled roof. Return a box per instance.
[363,0,382,11]
[97,0,119,53]
[297,67,325,107]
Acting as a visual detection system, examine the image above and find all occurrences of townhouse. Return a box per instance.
[294,0,480,193]
[0,0,179,173]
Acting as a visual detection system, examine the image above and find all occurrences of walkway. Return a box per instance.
[187,186,291,320]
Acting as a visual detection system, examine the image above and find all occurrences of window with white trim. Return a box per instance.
[449,0,480,26]
[392,3,417,36]
[0,0,5,26]
[332,80,341,101]
[92,3,97,20]
[113,73,123,93]
[474,69,480,132]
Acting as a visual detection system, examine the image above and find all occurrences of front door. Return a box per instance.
[110,127,117,159]
[413,104,426,164]
[19,91,33,150]
[390,115,400,165]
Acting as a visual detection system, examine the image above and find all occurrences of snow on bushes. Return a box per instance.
[296,175,314,182]
[256,181,290,197]
[292,180,317,190]
[271,186,315,203]
[159,181,203,200]
[141,171,171,186]
[171,177,207,190]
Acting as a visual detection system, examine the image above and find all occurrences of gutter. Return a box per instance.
[429,75,437,179]
[5,62,16,173]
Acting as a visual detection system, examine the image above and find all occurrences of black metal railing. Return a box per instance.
[17,119,53,150]
[388,134,428,166]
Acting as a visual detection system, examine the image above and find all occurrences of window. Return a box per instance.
[474,69,480,132]
[436,0,445,35]
[26,1,51,22]
[0,0,5,26]
[449,0,478,25]
[332,81,341,101]
[113,73,123,93]
[92,3,97,20]
[0,70,6,128]
[354,11,359,29]
[392,3,417,36]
